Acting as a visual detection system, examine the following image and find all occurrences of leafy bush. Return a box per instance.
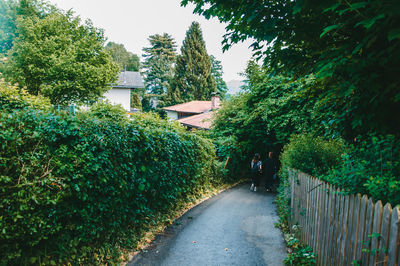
[0,98,224,264]
[0,80,51,111]
[280,133,400,206]
[283,227,316,266]
[280,134,345,178]
[321,134,400,206]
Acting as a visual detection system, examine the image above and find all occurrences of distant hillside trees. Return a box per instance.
[105,42,140,71]
[166,21,216,105]
[142,33,177,95]
[0,0,119,105]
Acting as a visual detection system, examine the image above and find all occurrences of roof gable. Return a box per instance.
[178,111,215,129]
[113,71,145,89]
[163,100,218,114]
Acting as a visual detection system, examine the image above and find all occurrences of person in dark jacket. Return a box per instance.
[263,151,277,192]
[250,153,262,192]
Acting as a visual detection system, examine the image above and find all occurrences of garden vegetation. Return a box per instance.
[0,81,227,264]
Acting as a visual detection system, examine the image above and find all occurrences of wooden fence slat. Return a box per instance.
[378,203,392,266]
[351,194,362,264]
[370,201,384,266]
[314,180,322,254]
[387,207,399,266]
[307,176,312,247]
[316,182,324,266]
[362,198,375,265]
[305,174,311,247]
[355,195,368,263]
[300,173,306,242]
[289,172,295,225]
[328,186,338,266]
[339,194,350,266]
[320,183,330,266]
[336,191,345,265]
[344,194,356,266]
[332,188,342,265]
[311,177,317,252]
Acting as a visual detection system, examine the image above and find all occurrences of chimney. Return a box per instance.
[211,95,220,110]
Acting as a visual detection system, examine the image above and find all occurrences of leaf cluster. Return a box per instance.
[182,0,400,138]
[1,0,119,105]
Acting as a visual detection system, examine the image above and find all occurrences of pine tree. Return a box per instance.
[142,33,177,95]
[210,55,228,99]
[167,22,216,105]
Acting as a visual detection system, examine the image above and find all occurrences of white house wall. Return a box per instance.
[166,110,178,120]
[103,88,131,111]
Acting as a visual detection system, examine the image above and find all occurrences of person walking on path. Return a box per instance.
[264,151,278,192]
[250,153,262,192]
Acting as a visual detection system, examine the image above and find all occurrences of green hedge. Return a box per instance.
[0,88,223,264]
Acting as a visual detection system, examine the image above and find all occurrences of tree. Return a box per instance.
[142,33,177,95]
[210,55,227,98]
[105,42,140,71]
[166,22,216,104]
[1,3,119,104]
[182,0,400,138]
[0,0,55,55]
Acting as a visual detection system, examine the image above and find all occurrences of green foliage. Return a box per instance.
[211,62,321,178]
[77,100,128,123]
[321,134,400,206]
[130,92,142,110]
[0,0,55,54]
[166,22,216,105]
[0,99,224,264]
[1,1,119,104]
[182,0,400,138]
[105,41,140,71]
[280,134,345,178]
[142,33,177,95]
[210,55,227,98]
[284,231,316,266]
[0,79,51,111]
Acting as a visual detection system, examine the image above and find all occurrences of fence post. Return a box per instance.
[387,207,399,266]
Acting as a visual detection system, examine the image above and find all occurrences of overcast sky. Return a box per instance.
[47,0,255,81]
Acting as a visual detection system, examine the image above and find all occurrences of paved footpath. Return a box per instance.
[129,183,286,266]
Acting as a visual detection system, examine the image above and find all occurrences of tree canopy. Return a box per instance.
[166,22,216,105]
[105,42,140,72]
[182,0,400,138]
[1,0,119,105]
[142,33,177,95]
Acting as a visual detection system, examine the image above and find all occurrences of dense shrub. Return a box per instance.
[0,80,51,111]
[280,133,400,206]
[280,134,345,178]
[0,92,223,264]
[321,134,400,206]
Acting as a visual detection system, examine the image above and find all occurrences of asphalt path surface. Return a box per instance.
[129,183,286,266]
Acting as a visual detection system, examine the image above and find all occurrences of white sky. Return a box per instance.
[47,0,255,81]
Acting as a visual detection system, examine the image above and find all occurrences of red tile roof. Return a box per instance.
[178,112,215,129]
[163,101,218,113]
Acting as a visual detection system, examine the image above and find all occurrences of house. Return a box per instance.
[103,71,145,111]
[163,95,220,130]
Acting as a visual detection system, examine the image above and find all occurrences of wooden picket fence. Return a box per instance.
[289,170,400,266]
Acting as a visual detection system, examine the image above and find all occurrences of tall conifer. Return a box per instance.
[142,33,177,95]
[167,22,216,104]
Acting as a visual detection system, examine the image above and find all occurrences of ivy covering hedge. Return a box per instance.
[0,84,223,264]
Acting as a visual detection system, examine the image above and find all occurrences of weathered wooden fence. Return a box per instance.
[289,170,400,266]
